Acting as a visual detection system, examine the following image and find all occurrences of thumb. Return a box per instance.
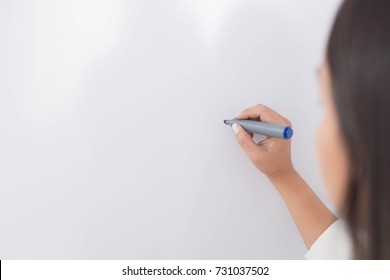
[232,123,259,158]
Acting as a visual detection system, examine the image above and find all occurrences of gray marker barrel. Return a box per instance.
[224,119,293,140]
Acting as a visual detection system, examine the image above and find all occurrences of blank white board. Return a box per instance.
[0,0,341,259]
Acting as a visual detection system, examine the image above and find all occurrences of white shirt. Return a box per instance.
[305,219,353,259]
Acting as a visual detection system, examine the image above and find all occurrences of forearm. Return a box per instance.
[269,169,337,249]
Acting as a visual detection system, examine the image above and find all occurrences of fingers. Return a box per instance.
[235,104,292,127]
[233,124,259,162]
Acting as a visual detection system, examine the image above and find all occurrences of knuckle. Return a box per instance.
[256,104,266,109]
[252,153,262,165]
[257,104,270,113]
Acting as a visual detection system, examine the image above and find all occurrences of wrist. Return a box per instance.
[267,166,299,188]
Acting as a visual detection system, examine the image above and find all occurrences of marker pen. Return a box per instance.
[224,119,293,140]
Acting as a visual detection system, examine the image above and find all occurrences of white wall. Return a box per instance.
[0,0,341,259]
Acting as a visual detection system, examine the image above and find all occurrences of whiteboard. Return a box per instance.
[0,0,341,259]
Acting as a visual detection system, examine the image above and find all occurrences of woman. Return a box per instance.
[230,0,390,259]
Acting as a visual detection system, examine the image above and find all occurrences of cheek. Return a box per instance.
[316,114,348,212]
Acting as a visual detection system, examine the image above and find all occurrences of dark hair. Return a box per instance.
[327,0,390,259]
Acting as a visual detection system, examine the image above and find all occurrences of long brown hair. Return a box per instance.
[327,0,390,259]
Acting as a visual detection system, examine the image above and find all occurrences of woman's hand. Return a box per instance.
[232,104,295,182]
[232,104,337,250]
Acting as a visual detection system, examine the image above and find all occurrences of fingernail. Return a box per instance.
[232,123,239,135]
[234,112,241,118]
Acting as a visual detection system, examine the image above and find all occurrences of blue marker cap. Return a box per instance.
[283,127,294,140]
